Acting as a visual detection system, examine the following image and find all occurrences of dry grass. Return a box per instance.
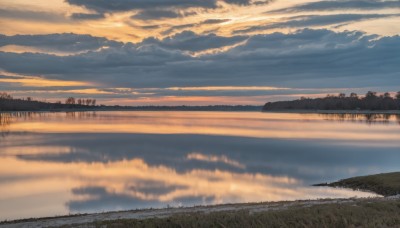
[329,172,400,196]
[86,199,400,228]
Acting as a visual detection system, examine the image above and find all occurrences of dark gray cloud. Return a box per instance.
[142,31,248,52]
[65,0,264,15]
[132,9,192,20]
[65,0,218,13]
[268,0,400,14]
[140,25,161,30]
[234,13,400,33]
[129,181,187,195]
[224,0,252,5]
[161,23,197,35]
[161,19,230,35]
[224,0,274,6]
[67,185,214,212]
[0,33,122,52]
[0,8,67,22]
[0,29,399,90]
[70,13,105,20]
[201,19,231,24]
[68,186,163,212]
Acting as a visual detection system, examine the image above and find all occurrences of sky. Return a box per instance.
[0,0,399,105]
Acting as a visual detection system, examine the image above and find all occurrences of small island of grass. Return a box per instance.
[316,172,400,197]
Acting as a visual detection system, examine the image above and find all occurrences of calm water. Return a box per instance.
[1,111,400,220]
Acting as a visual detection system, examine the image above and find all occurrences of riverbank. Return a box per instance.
[2,172,400,228]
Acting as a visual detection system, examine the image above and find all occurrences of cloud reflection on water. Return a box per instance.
[0,111,399,220]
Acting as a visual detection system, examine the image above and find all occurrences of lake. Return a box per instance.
[1,111,399,220]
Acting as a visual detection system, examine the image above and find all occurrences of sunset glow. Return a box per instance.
[1,0,399,105]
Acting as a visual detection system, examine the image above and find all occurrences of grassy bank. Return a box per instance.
[92,199,400,228]
[2,198,399,228]
[323,172,400,197]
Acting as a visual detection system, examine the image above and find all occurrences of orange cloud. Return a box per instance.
[0,77,88,87]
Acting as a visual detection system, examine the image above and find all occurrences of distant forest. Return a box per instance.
[0,93,98,111]
[0,92,261,112]
[263,91,400,111]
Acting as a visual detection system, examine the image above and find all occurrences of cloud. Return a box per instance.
[140,25,162,30]
[268,0,400,14]
[161,19,231,35]
[68,186,163,212]
[0,33,122,53]
[65,0,265,14]
[161,23,198,35]
[132,9,188,20]
[201,19,231,24]
[0,8,67,22]
[142,31,248,52]
[0,29,399,92]
[65,0,218,12]
[12,132,400,184]
[70,13,105,20]
[234,14,400,33]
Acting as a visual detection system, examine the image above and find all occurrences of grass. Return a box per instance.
[327,172,400,196]
[86,199,400,228]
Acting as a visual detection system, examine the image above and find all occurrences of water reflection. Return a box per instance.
[0,111,399,220]
[0,113,11,137]
[2,112,400,142]
[65,111,98,119]
[320,113,400,125]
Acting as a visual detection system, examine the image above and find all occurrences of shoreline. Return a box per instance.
[262,109,400,114]
[2,173,400,227]
[0,107,263,113]
[314,172,400,197]
[1,109,400,114]
[2,196,396,228]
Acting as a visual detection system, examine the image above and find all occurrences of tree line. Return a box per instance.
[0,93,98,111]
[0,92,263,111]
[65,97,96,106]
[263,91,400,111]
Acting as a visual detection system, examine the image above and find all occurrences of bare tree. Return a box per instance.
[350,93,358,99]
[383,92,391,99]
[65,97,75,104]
[365,91,377,99]
[91,99,96,106]
[85,99,92,106]
[0,92,13,100]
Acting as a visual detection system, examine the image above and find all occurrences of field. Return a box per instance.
[90,198,400,228]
